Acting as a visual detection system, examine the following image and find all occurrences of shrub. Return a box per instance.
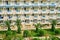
[36,29,46,36]
[23,30,31,37]
[55,29,60,35]
[49,36,60,40]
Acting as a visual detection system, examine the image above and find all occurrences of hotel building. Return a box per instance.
[0,0,60,30]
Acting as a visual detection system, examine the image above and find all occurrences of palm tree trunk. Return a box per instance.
[51,24,55,32]
[36,27,39,32]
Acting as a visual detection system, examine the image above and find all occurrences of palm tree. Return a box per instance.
[50,20,57,32]
[15,19,21,33]
[23,30,31,37]
[34,23,45,32]
[4,20,11,31]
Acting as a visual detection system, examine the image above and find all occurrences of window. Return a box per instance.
[5,1,8,5]
[15,1,17,3]
[24,0,26,3]
[6,8,10,12]
[24,14,29,18]
[32,14,34,16]
[50,9,54,11]
[41,1,43,3]
[34,15,37,18]
[7,15,12,19]
[42,15,45,18]
[24,14,26,16]
[0,15,3,19]
[33,19,37,23]
[15,8,20,12]
[25,20,30,23]
[31,1,34,3]
[42,19,45,23]
[24,8,26,10]
[22,20,25,22]
[32,7,38,11]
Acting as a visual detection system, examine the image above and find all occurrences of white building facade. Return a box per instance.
[0,0,60,30]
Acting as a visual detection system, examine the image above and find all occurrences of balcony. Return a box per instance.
[41,16,46,19]
[49,10,56,14]
[7,11,13,14]
[0,10,2,14]
[24,10,30,14]
[32,3,38,7]
[34,16,38,19]
[23,3,31,7]
[16,11,22,14]
[11,16,17,20]
[41,10,47,14]
[49,3,56,7]
[33,10,38,13]
[49,16,56,19]
[41,3,47,7]
[25,16,30,19]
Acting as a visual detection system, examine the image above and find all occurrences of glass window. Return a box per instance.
[25,20,30,23]
[6,8,11,12]
[5,1,8,5]
[24,14,29,18]
[0,15,3,19]
[15,8,20,12]
[32,14,37,18]
[33,19,37,23]
[31,1,34,3]
[42,15,45,18]
[7,15,12,19]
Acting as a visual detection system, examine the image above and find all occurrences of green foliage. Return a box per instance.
[51,20,57,32]
[49,36,60,40]
[34,23,45,32]
[37,29,46,36]
[4,20,11,31]
[55,29,60,35]
[23,30,31,37]
[6,31,13,37]
[15,19,21,33]
[14,35,23,40]
[5,31,13,40]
